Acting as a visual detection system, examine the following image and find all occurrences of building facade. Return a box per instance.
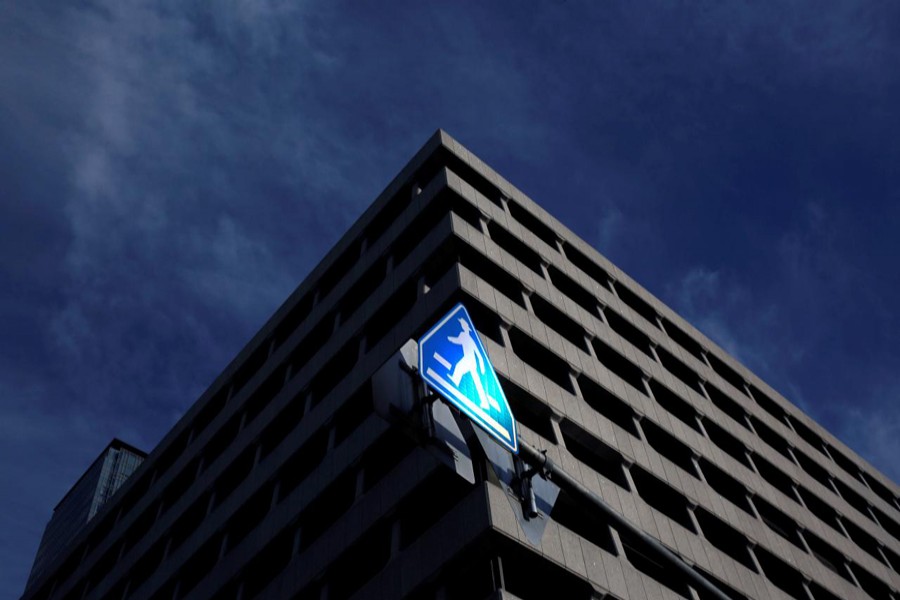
[26,440,146,592]
[22,131,900,600]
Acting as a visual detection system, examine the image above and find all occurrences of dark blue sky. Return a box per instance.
[2,2,899,596]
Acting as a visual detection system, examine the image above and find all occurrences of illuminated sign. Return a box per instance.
[418,303,518,454]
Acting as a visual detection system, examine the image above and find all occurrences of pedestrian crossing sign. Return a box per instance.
[418,303,518,454]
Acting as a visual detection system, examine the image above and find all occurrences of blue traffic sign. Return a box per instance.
[418,303,518,454]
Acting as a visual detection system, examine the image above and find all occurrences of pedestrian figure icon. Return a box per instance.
[447,318,501,412]
[419,303,518,454]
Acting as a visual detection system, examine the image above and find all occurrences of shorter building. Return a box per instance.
[26,439,146,592]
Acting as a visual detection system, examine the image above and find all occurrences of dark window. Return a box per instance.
[259,390,306,460]
[363,278,417,349]
[297,469,357,552]
[797,486,844,536]
[748,384,784,421]
[661,318,705,362]
[753,546,808,600]
[640,419,700,478]
[193,388,228,441]
[828,444,866,485]
[168,491,213,554]
[231,342,269,398]
[751,453,798,502]
[612,282,660,327]
[154,427,192,479]
[850,563,894,600]
[861,472,899,509]
[832,476,873,521]
[338,257,388,324]
[705,352,746,394]
[694,507,757,572]
[241,528,294,599]
[631,466,697,533]
[499,376,557,444]
[121,500,160,557]
[803,529,854,583]
[575,374,638,437]
[318,239,362,301]
[605,309,654,358]
[308,337,359,408]
[225,480,277,553]
[459,296,505,346]
[705,383,751,431]
[289,313,334,379]
[592,336,646,394]
[786,415,828,459]
[508,201,559,249]
[620,532,691,598]
[547,264,600,315]
[655,346,703,395]
[499,535,595,600]
[202,414,241,470]
[551,490,617,554]
[559,420,630,489]
[125,537,167,594]
[332,383,373,447]
[530,293,589,352]
[175,533,223,597]
[841,514,894,566]
[508,327,574,393]
[392,189,458,266]
[459,244,526,308]
[487,221,544,276]
[871,505,900,542]
[808,580,845,600]
[396,470,471,550]
[325,521,393,600]
[793,448,833,490]
[649,379,702,434]
[274,291,314,349]
[692,567,748,600]
[752,495,805,551]
[361,432,417,493]
[244,364,285,425]
[699,459,754,516]
[703,419,751,468]
[749,416,794,461]
[363,182,416,247]
[438,149,505,209]
[211,445,256,510]
[278,427,330,500]
[562,241,614,293]
[160,461,199,514]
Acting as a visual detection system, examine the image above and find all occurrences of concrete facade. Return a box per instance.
[26,440,146,593]
[22,131,900,600]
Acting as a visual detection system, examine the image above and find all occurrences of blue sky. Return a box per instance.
[2,1,899,596]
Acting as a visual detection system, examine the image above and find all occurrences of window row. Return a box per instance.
[30,187,467,600]
[471,287,900,582]
[553,417,897,600]
[431,148,897,525]
[460,221,900,552]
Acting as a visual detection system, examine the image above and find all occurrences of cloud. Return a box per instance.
[667,266,769,367]
[839,388,900,484]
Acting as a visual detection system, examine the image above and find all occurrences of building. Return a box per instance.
[26,439,146,592]
[22,130,900,600]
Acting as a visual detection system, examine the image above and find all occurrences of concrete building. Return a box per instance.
[22,131,900,600]
[26,440,146,592]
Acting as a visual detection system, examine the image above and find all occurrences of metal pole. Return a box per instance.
[517,439,730,600]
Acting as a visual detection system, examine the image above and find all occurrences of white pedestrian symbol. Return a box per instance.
[447,318,500,412]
